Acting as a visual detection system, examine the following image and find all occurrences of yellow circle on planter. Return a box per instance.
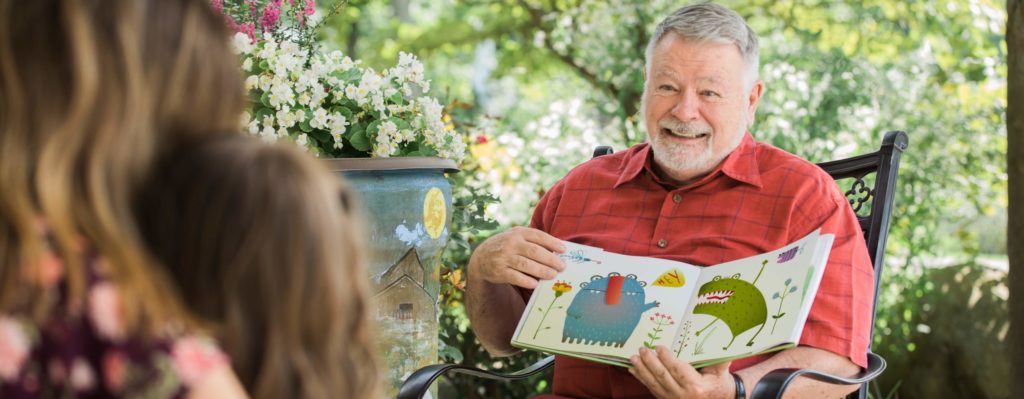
[423,187,446,239]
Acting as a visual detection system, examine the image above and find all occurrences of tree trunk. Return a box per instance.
[1006,0,1023,398]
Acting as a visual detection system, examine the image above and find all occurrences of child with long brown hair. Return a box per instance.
[0,0,248,397]
[137,135,382,399]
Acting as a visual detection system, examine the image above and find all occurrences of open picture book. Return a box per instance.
[510,230,834,368]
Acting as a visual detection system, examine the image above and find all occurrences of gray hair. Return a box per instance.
[644,3,760,89]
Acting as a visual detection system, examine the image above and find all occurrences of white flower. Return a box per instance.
[295,133,311,152]
[232,32,254,54]
[258,39,278,60]
[340,56,355,71]
[245,75,260,91]
[276,107,296,128]
[310,108,330,129]
[359,70,383,93]
[329,114,348,139]
[242,58,253,72]
[269,83,295,108]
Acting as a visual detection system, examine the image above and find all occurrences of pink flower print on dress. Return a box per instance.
[88,282,126,341]
[70,358,96,391]
[102,350,128,392]
[0,317,31,381]
[48,359,67,384]
[171,336,229,386]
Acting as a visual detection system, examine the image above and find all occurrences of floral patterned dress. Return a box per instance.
[0,236,230,398]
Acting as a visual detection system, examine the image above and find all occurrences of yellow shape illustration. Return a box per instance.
[653,268,686,288]
[423,188,446,239]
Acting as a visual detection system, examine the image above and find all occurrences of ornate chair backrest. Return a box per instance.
[814,130,907,398]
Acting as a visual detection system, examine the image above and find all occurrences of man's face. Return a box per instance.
[642,34,763,185]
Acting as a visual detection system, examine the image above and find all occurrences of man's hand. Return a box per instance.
[629,346,734,399]
[469,226,566,289]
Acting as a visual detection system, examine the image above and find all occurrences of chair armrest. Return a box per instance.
[750,352,886,399]
[397,355,555,399]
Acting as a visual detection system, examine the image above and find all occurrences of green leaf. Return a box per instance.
[260,91,271,108]
[299,118,313,133]
[332,106,353,120]
[349,129,370,152]
[647,333,657,339]
[310,129,331,144]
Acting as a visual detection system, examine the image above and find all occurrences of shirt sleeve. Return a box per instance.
[791,182,875,369]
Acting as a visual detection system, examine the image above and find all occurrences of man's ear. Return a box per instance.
[746,80,764,127]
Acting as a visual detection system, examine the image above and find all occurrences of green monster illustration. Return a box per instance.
[693,260,769,350]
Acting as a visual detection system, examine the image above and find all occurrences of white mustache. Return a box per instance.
[658,119,712,136]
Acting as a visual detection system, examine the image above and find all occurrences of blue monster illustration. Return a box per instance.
[562,273,660,347]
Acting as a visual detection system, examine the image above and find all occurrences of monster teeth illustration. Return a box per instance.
[697,290,735,305]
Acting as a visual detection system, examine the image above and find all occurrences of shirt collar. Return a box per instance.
[614,132,763,189]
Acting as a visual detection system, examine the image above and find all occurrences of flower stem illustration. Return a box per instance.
[675,321,693,357]
[693,325,717,355]
[532,281,573,339]
[770,278,799,334]
[643,313,675,349]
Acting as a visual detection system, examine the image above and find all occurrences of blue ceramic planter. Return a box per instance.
[326,157,458,395]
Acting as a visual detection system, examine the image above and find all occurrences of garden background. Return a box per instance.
[308,0,1010,397]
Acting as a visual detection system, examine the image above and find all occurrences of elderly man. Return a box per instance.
[466,3,873,398]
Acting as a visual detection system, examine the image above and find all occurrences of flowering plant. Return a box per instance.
[216,0,466,160]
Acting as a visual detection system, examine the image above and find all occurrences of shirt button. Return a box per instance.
[657,239,668,248]
[672,193,682,203]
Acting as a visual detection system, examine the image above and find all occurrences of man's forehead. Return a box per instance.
[651,67,725,84]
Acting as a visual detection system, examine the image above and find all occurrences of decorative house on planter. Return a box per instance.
[325,157,457,395]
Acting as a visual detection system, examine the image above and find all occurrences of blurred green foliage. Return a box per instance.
[315,0,1007,397]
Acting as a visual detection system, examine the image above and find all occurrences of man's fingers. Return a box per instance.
[519,240,567,273]
[500,268,539,289]
[642,348,681,392]
[656,346,701,382]
[510,254,559,280]
[515,227,566,254]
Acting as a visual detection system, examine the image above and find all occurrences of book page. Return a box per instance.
[673,230,831,365]
[512,241,702,363]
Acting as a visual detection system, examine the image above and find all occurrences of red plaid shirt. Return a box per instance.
[528,133,873,398]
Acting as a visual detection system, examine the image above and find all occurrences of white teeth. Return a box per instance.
[696,290,734,305]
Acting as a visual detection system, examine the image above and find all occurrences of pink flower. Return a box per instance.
[171,336,229,386]
[304,0,315,16]
[210,0,224,14]
[259,3,281,32]
[88,282,125,341]
[48,359,67,384]
[70,358,96,391]
[102,350,127,392]
[239,22,256,41]
[0,317,31,381]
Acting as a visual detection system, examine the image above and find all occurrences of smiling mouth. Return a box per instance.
[662,128,710,140]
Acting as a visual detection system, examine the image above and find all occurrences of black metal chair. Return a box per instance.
[399,131,908,399]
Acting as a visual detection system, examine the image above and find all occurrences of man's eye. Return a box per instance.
[658,85,677,92]
[701,90,720,97]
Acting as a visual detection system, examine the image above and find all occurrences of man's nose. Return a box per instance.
[670,92,700,122]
